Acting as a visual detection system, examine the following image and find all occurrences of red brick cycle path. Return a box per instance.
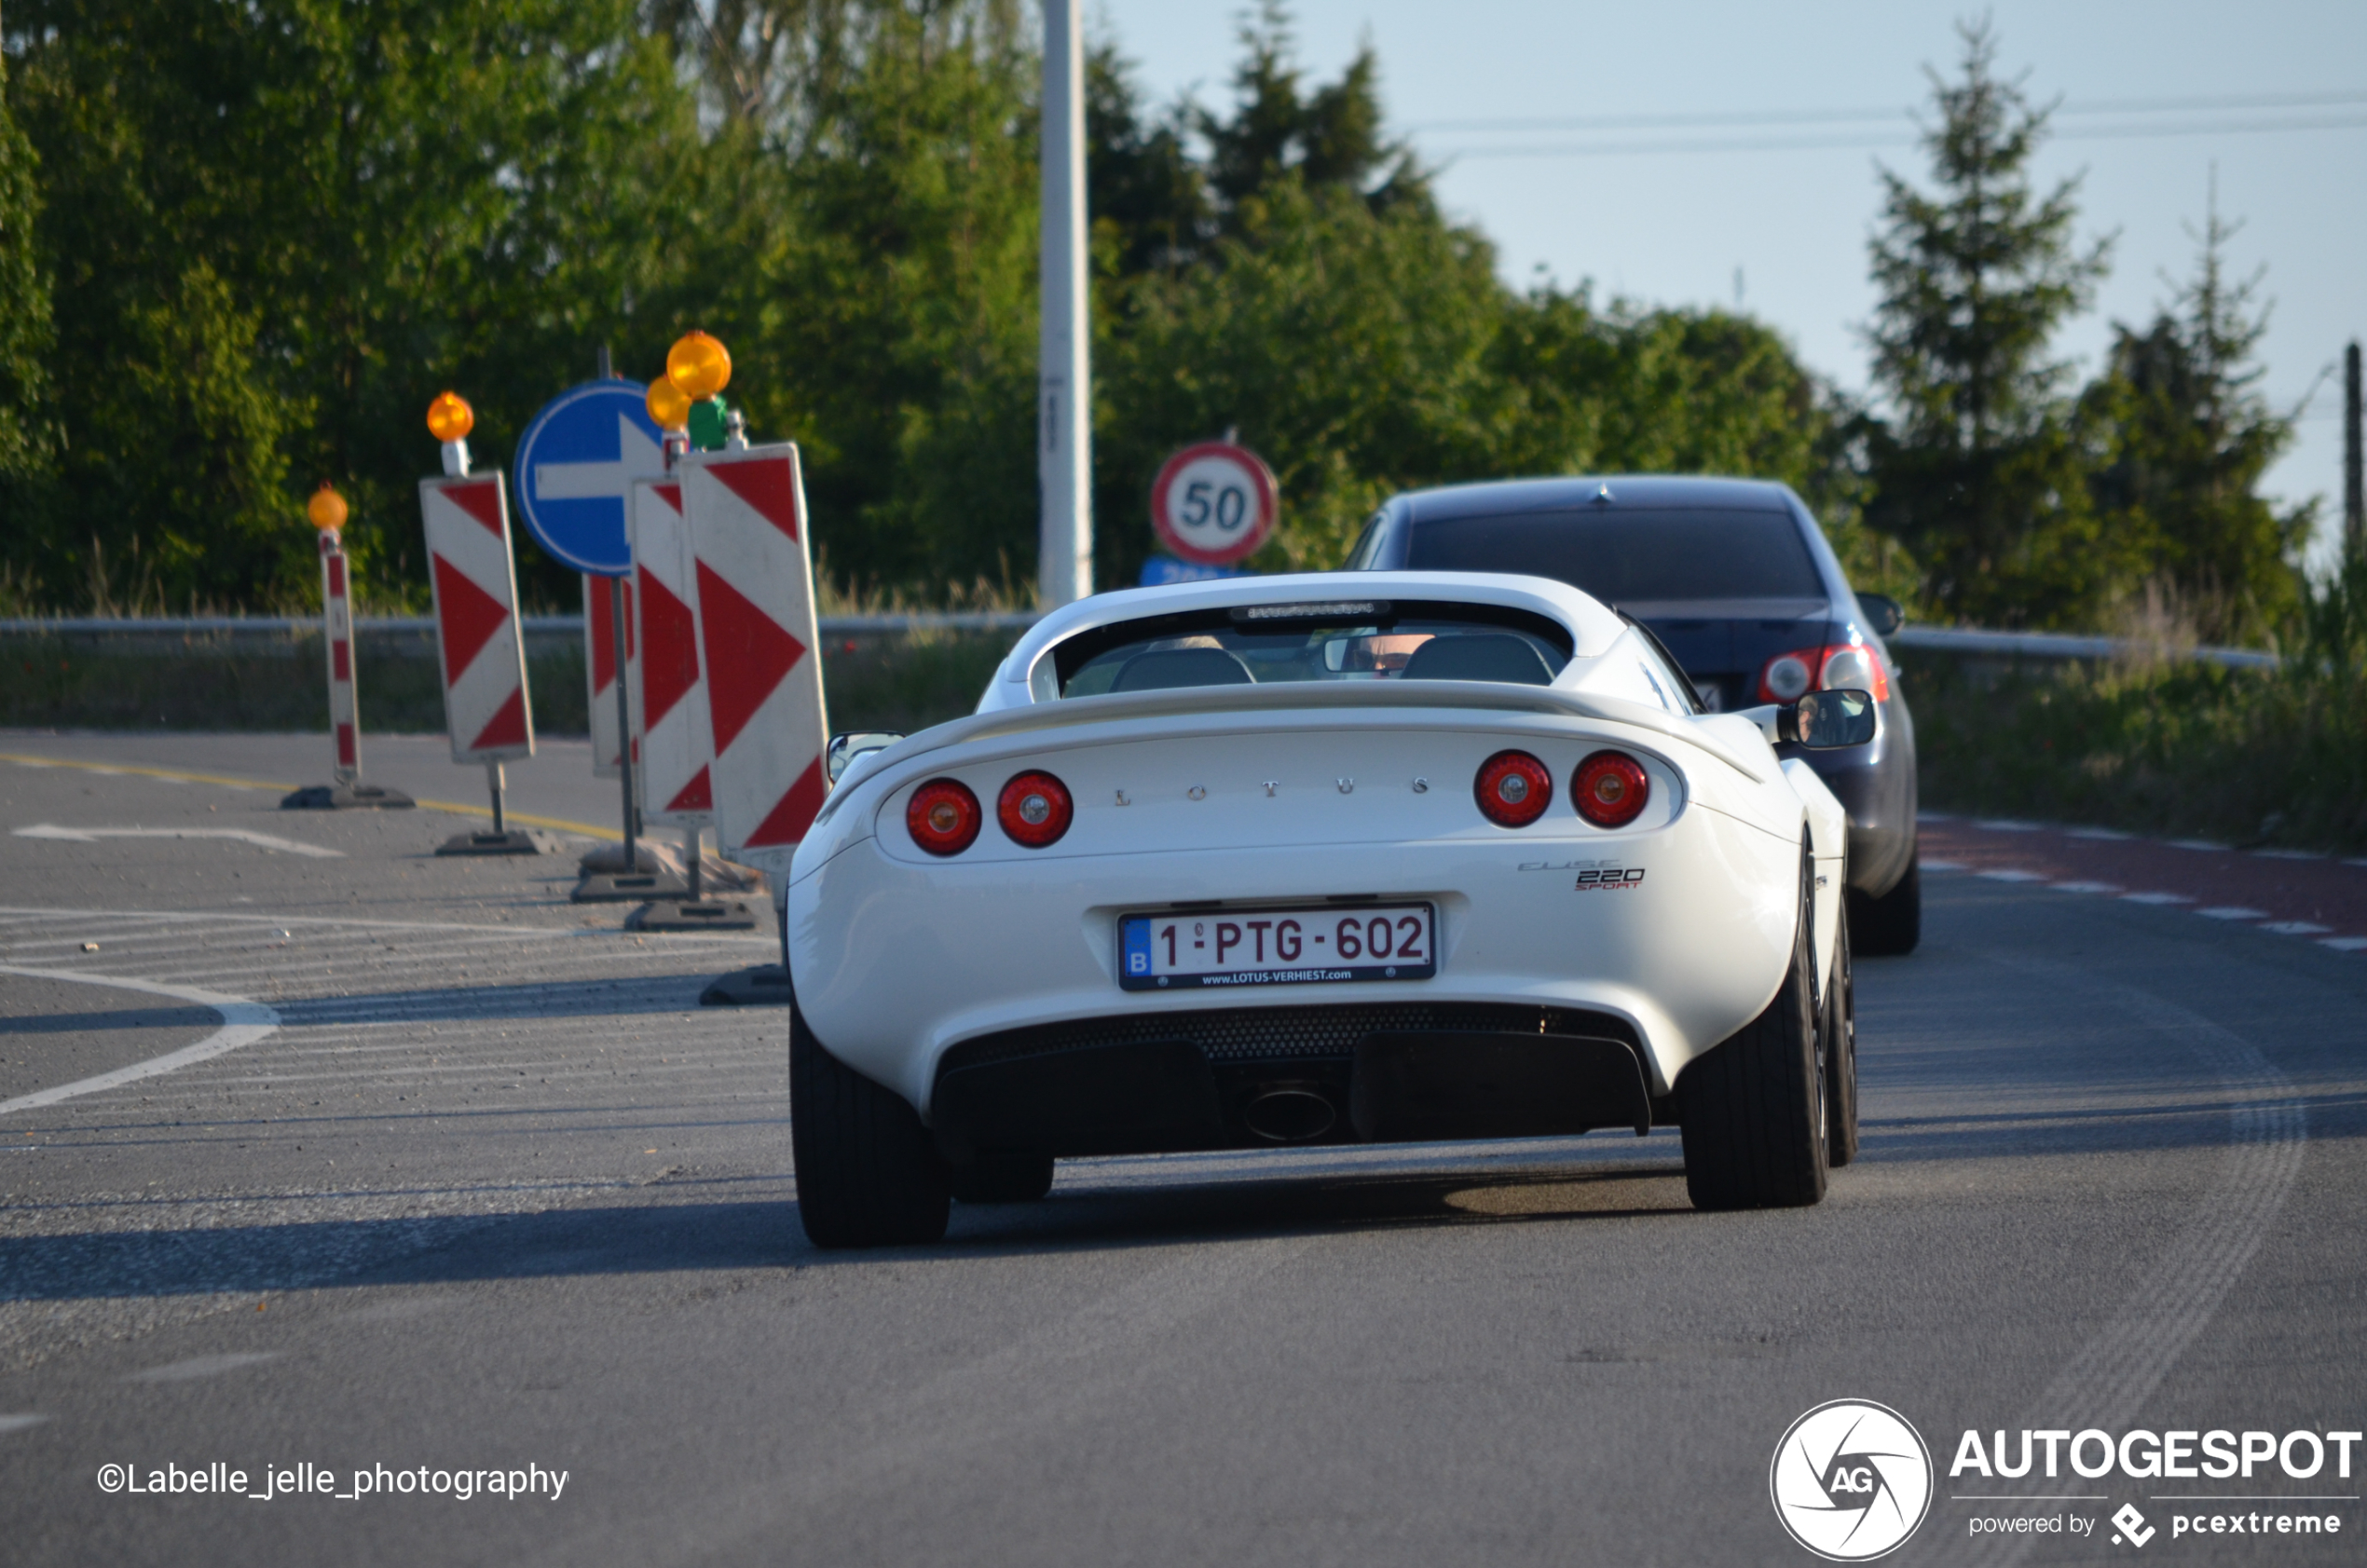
[1915,813,2367,951]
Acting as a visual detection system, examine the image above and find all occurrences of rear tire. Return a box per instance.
[1848,850,1921,956]
[790,998,951,1248]
[1822,901,1860,1167]
[949,1152,1056,1205]
[1680,850,1830,1211]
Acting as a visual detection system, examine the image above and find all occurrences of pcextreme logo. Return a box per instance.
[1771,1399,1936,1561]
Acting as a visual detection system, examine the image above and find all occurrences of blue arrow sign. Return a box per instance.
[512,381,667,576]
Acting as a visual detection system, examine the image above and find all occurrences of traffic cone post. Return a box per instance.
[282,484,414,811]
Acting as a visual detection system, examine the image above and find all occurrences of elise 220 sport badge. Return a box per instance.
[1521,859,1647,891]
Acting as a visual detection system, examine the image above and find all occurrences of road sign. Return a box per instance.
[679,443,828,876]
[583,574,635,781]
[513,381,668,576]
[418,474,534,763]
[631,477,714,825]
[1149,441,1277,566]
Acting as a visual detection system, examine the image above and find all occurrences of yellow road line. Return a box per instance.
[0,752,619,840]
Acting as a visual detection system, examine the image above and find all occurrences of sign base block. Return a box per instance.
[281,783,417,811]
[570,869,689,904]
[577,841,668,876]
[626,899,759,934]
[435,829,556,857]
[699,963,793,1007]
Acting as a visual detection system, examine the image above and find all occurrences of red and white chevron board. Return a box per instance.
[320,533,360,784]
[631,478,714,826]
[418,474,533,764]
[679,443,828,873]
[581,573,636,781]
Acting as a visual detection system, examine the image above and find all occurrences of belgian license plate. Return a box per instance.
[1118,904,1437,990]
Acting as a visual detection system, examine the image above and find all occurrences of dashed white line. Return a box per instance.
[2260,921,2333,936]
[2051,881,2122,894]
[125,1353,282,1384]
[13,824,343,858]
[2122,892,2196,906]
[2196,907,2267,920]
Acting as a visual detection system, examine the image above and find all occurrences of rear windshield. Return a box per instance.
[1047,599,1571,698]
[1405,508,1825,601]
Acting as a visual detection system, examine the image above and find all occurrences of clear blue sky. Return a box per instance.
[1093,0,2367,566]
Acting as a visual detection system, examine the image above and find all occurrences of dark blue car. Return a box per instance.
[1346,475,1921,954]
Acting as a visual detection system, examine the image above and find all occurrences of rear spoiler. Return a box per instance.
[866,679,1770,785]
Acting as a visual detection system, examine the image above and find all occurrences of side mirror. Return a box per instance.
[826,730,904,785]
[1781,689,1877,749]
[1856,593,1905,637]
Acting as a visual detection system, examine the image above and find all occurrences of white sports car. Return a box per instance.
[785,571,1875,1247]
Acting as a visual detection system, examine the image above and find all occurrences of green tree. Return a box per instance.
[1862,18,2114,627]
[2079,193,2312,643]
[1101,178,1510,578]
[8,0,708,610]
[0,50,53,497]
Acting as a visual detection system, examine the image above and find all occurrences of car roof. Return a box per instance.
[1390,475,1798,522]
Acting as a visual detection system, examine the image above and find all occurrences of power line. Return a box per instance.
[1436,115,2367,162]
[1408,88,2367,138]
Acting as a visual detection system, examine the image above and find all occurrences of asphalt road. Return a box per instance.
[2,733,2362,1566]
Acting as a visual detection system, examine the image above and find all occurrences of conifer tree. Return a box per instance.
[1862,19,2113,626]
[2081,185,2312,642]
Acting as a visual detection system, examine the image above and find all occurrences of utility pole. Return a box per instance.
[1037,0,1092,607]
[2345,339,2362,562]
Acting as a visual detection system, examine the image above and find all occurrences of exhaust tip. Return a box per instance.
[1243,1087,1337,1143]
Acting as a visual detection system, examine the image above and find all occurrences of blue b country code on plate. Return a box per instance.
[1119,905,1437,990]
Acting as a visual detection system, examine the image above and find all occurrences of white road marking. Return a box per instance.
[0,1414,48,1434]
[2260,920,2332,936]
[1921,858,1965,872]
[13,824,343,858]
[2321,936,2367,952]
[0,966,280,1116]
[2196,906,2266,920]
[2065,826,2134,840]
[2050,880,2121,894]
[0,904,768,945]
[2251,849,2325,861]
[2166,839,2231,852]
[1977,868,2047,882]
[1973,819,2043,832]
[2121,892,2194,906]
[125,1353,281,1384]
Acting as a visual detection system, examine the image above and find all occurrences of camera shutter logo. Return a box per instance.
[1770,1399,1934,1560]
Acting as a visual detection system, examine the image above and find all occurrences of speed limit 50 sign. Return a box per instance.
[1150,442,1278,566]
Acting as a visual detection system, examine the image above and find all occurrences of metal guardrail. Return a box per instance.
[1887,625,2280,671]
[0,613,1043,638]
[0,614,2279,668]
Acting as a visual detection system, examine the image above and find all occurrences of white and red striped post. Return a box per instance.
[320,525,361,786]
[281,483,410,811]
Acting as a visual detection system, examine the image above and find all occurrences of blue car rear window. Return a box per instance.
[1406,509,1824,600]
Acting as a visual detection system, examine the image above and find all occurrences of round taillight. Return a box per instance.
[1573,751,1650,828]
[997,770,1073,848]
[907,778,981,855]
[1762,652,1813,701]
[1474,750,1553,828]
